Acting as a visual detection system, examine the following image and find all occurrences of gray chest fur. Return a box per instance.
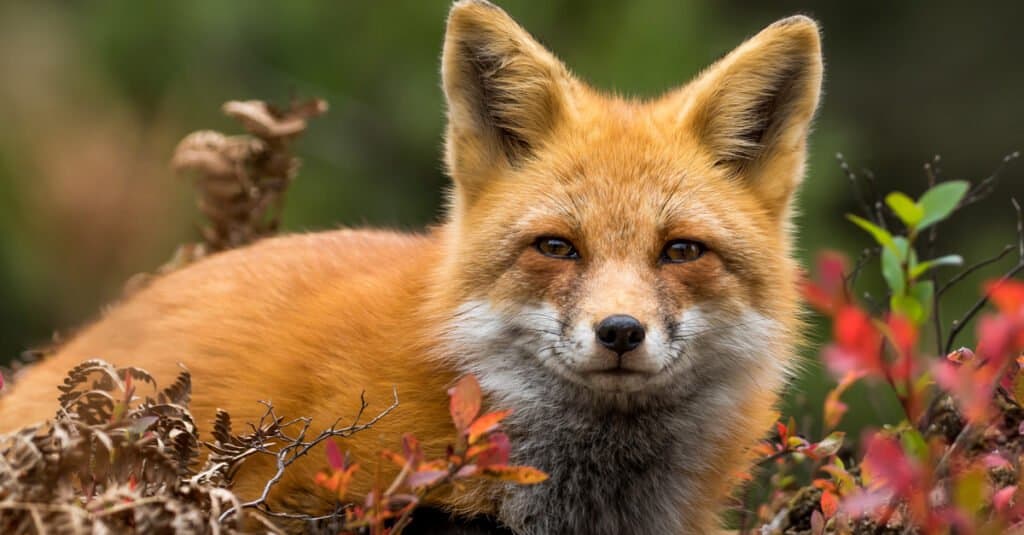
[496,400,705,535]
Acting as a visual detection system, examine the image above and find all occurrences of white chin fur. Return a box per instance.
[444,300,785,402]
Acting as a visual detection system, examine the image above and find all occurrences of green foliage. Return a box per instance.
[848,180,969,326]
[917,181,970,231]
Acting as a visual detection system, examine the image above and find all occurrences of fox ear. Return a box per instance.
[681,16,823,215]
[442,0,572,199]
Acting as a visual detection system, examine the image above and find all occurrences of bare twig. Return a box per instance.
[960,151,1020,209]
[944,198,1024,354]
[937,245,1014,299]
[838,153,876,226]
[218,387,399,524]
[843,247,879,288]
[925,156,944,353]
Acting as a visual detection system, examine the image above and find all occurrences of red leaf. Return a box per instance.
[824,306,883,378]
[314,463,359,499]
[811,479,836,492]
[934,359,999,423]
[406,469,448,489]
[467,409,512,444]
[824,371,865,429]
[885,314,918,382]
[802,251,850,314]
[987,279,1024,315]
[479,465,549,484]
[475,431,511,467]
[401,434,424,465]
[810,510,825,535]
[454,464,478,479]
[861,433,919,497]
[448,375,482,432]
[775,421,788,442]
[994,485,1018,513]
[820,489,839,519]
[840,488,893,518]
[752,441,776,457]
[314,471,340,493]
[381,449,406,468]
[325,439,345,471]
[983,452,1012,470]
[886,314,918,357]
[976,314,1018,364]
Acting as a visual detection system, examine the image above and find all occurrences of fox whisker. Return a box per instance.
[669,317,773,343]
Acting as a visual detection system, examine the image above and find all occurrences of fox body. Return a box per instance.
[0,2,823,533]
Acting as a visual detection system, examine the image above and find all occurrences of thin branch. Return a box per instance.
[218,387,399,523]
[924,156,945,353]
[837,153,875,225]
[755,449,798,467]
[960,151,1020,209]
[944,199,1024,354]
[860,168,890,231]
[937,244,1014,299]
[843,247,879,289]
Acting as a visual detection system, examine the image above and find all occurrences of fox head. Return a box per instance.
[435,0,823,405]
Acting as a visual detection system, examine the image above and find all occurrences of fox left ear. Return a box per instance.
[681,16,824,216]
[441,1,574,204]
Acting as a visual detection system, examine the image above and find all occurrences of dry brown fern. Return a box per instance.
[0,359,398,534]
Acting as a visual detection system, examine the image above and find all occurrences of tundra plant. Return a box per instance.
[752,154,1024,534]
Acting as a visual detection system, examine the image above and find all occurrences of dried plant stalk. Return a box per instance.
[172,98,328,255]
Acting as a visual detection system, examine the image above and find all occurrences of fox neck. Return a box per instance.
[498,389,741,534]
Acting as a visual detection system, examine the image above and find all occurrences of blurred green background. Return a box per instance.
[0,1,1021,439]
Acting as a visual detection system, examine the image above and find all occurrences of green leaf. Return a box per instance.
[900,429,928,463]
[1014,373,1024,405]
[954,469,987,515]
[885,192,924,228]
[891,281,933,324]
[917,181,969,230]
[813,431,845,458]
[881,246,905,295]
[892,237,910,262]
[890,294,923,323]
[907,280,935,324]
[846,214,896,252]
[909,254,964,279]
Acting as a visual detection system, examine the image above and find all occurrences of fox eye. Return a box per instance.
[661,239,707,263]
[535,237,579,259]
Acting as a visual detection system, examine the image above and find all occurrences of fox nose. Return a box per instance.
[595,315,645,355]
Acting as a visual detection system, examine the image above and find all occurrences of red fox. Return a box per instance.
[0,1,823,533]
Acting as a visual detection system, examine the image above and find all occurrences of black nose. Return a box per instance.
[595,315,646,355]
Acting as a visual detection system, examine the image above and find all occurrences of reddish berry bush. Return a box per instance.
[746,153,1024,534]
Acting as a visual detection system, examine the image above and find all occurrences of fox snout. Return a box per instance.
[594,314,645,355]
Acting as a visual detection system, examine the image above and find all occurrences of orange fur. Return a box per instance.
[0,2,822,532]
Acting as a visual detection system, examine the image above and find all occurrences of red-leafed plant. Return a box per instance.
[313,375,547,535]
[746,153,1024,534]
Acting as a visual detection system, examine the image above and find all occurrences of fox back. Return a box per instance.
[0,2,823,533]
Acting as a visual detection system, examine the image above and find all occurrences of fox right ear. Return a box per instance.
[680,16,823,216]
[441,0,573,201]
